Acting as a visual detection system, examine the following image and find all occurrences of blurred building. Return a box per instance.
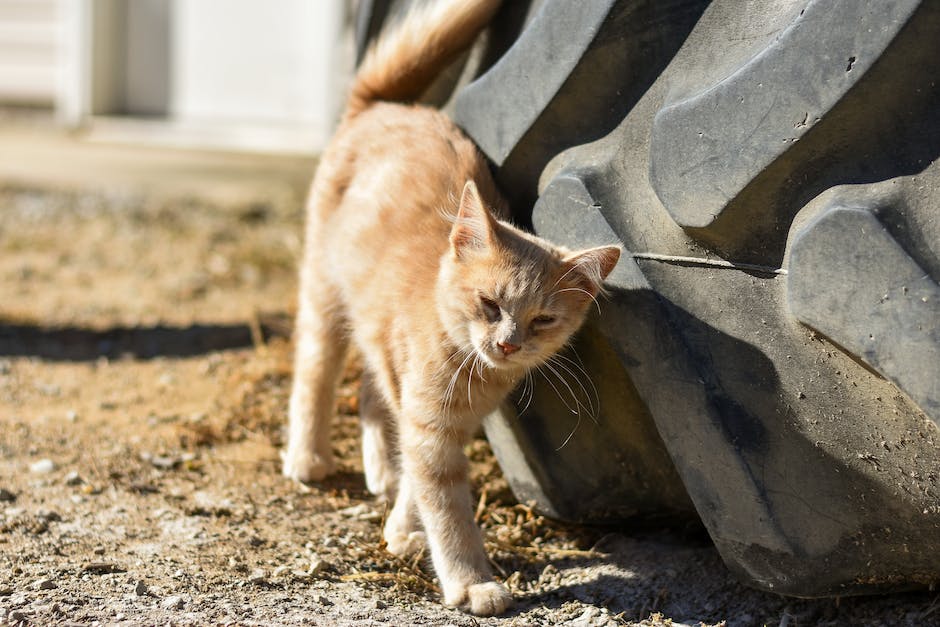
[0,0,350,154]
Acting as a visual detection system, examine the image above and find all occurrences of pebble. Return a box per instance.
[0,488,16,502]
[570,606,620,627]
[64,471,84,486]
[29,458,56,474]
[307,558,328,576]
[82,562,125,575]
[35,578,57,590]
[161,595,185,610]
[134,580,149,596]
[248,569,267,584]
[338,503,382,522]
[144,453,180,470]
[313,594,333,606]
[37,509,62,522]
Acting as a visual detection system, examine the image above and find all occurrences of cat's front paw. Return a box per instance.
[281,448,335,483]
[445,581,512,616]
[384,530,426,557]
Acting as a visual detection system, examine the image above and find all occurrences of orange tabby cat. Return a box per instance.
[282,0,620,616]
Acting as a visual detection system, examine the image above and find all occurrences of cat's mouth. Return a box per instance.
[479,347,523,371]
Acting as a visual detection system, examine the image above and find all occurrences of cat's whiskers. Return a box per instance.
[542,359,594,421]
[532,360,598,450]
[566,348,596,393]
[551,262,585,289]
[443,350,475,410]
[474,353,487,383]
[556,410,582,451]
[438,346,469,375]
[548,354,598,422]
[535,364,579,416]
[467,353,480,412]
[517,370,534,416]
[551,287,602,314]
[561,349,600,419]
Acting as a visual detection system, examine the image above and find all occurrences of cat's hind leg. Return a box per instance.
[382,471,426,556]
[360,368,399,500]
[282,263,348,483]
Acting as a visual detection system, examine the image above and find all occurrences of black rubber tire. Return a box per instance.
[357,0,940,597]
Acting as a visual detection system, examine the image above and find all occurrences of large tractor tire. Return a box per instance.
[357,0,940,597]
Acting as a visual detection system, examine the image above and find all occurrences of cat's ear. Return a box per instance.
[561,245,621,297]
[450,180,496,258]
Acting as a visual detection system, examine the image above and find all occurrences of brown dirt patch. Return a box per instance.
[1,170,936,626]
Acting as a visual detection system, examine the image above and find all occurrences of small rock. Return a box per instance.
[29,458,56,474]
[572,606,603,627]
[307,558,329,576]
[0,488,16,502]
[149,455,180,470]
[134,580,148,596]
[9,610,28,622]
[313,594,333,606]
[36,578,57,590]
[82,562,125,575]
[161,595,185,610]
[37,509,61,522]
[374,599,387,610]
[64,471,84,486]
[248,569,267,584]
[338,503,381,521]
[0,587,13,596]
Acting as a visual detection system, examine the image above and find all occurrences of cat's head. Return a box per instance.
[437,180,620,372]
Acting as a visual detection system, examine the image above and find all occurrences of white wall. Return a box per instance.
[172,0,344,129]
[0,0,60,104]
[48,0,350,154]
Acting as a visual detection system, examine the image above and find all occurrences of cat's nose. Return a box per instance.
[497,341,520,356]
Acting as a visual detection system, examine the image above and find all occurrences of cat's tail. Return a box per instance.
[345,0,502,119]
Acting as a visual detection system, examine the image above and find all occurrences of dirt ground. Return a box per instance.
[1,125,938,626]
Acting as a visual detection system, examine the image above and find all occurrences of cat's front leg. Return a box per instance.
[399,405,511,616]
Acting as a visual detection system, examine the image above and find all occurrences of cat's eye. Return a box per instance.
[532,314,556,328]
[480,296,501,322]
